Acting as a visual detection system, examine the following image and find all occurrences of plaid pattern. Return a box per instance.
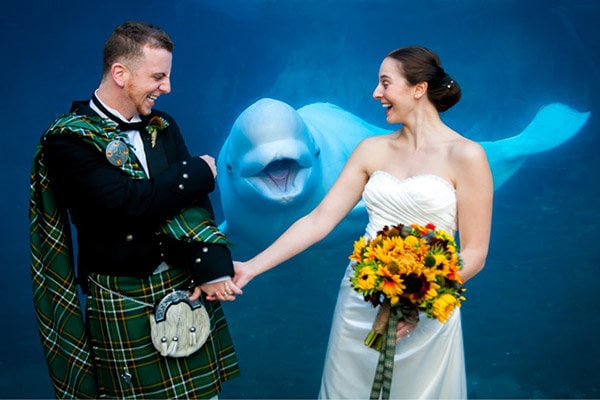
[29,113,231,398]
[87,269,239,399]
[162,207,228,244]
[43,114,228,243]
[30,140,97,398]
[370,312,400,400]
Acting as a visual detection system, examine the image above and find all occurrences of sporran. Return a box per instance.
[149,290,211,357]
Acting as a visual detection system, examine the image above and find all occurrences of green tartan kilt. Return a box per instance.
[86,269,239,399]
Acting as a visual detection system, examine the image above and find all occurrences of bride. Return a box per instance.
[230,46,493,399]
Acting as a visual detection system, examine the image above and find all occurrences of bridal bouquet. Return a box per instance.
[349,223,466,351]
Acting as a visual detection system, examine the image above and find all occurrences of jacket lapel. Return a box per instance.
[142,133,169,176]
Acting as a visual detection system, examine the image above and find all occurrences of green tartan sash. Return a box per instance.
[43,114,228,244]
[29,113,228,398]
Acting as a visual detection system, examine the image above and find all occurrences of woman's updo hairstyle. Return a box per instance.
[386,46,461,112]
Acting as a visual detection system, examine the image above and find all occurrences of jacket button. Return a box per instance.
[125,234,133,241]
[182,173,189,179]
[195,257,202,263]
[178,184,185,190]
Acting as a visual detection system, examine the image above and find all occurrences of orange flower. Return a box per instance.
[377,265,405,304]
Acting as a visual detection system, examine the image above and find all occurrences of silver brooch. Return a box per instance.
[105,140,129,167]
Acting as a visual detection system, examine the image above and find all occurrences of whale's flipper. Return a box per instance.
[481,103,590,189]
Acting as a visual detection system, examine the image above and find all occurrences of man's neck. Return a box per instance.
[94,88,139,122]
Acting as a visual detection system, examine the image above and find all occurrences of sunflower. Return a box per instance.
[349,236,367,262]
[352,265,379,292]
[432,293,460,323]
[377,265,405,304]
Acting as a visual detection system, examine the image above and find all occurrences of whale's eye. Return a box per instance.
[226,164,232,173]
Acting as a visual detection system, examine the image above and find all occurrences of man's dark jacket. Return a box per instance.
[43,100,232,285]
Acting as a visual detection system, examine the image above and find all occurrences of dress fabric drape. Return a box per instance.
[319,172,467,399]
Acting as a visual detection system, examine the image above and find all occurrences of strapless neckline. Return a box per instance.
[370,171,455,192]
[363,170,457,238]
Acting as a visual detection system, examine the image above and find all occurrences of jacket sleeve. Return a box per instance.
[43,134,214,222]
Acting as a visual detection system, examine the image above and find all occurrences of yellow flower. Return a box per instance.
[377,265,405,304]
[404,235,419,248]
[350,236,367,262]
[432,293,460,323]
[433,253,447,266]
[354,266,378,291]
[394,253,420,275]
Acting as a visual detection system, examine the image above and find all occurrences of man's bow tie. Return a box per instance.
[92,94,148,132]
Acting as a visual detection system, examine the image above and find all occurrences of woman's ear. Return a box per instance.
[414,81,428,99]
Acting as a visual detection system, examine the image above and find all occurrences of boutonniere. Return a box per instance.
[146,116,169,148]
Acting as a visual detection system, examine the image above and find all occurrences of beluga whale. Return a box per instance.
[217,98,590,258]
[217,98,389,255]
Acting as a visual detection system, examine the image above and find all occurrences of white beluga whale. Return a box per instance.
[217,98,388,254]
[217,98,590,258]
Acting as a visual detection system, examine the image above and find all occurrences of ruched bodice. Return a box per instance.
[363,171,457,238]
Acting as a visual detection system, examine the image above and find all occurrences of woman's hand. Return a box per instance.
[232,261,256,289]
[189,278,243,302]
[396,319,418,342]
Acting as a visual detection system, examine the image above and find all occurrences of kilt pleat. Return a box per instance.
[86,269,239,399]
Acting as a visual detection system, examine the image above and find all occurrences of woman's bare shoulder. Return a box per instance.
[449,135,488,163]
[357,132,397,150]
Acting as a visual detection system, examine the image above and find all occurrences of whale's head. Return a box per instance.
[218,98,321,209]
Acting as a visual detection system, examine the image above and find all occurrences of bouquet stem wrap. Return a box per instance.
[365,300,391,351]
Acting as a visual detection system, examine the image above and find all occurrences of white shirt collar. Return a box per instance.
[90,89,142,123]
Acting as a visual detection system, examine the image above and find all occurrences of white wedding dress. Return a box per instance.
[319,171,467,399]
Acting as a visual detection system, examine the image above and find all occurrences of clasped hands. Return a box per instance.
[188,260,256,302]
[188,278,243,302]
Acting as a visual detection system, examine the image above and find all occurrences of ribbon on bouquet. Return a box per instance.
[369,309,401,400]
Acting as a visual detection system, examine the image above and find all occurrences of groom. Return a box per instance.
[29,21,241,398]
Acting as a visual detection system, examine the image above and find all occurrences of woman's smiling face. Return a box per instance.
[372,57,415,124]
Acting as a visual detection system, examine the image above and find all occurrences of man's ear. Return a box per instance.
[111,63,128,88]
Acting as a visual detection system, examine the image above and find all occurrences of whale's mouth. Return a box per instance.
[260,159,299,191]
[245,158,310,203]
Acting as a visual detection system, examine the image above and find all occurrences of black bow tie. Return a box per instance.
[92,94,148,132]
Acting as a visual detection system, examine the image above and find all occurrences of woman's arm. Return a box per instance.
[453,141,494,282]
[233,141,372,288]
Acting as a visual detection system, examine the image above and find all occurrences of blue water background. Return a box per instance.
[1,0,599,398]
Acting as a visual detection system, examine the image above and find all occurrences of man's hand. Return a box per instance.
[199,155,217,178]
[189,278,242,302]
